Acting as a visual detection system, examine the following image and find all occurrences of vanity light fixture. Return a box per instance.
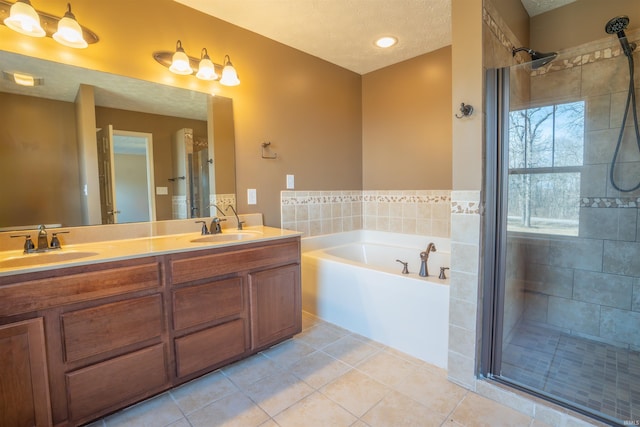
[52,3,86,48]
[0,0,98,47]
[195,48,217,81]
[3,0,43,37]
[169,40,192,75]
[375,36,398,48]
[153,43,240,86]
[219,55,240,86]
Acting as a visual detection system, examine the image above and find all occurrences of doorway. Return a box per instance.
[96,126,156,224]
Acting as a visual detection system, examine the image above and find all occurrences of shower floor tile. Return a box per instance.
[501,322,640,423]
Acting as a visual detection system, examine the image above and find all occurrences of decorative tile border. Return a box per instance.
[280,192,362,205]
[532,30,640,76]
[451,201,481,215]
[581,197,640,208]
[482,5,513,57]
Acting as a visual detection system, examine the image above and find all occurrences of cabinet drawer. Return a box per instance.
[0,261,161,317]
[171,239,299,285]
[173,277,243,331]
[175,319,246,378]
[62,294,164,363]
[66,344,167,422]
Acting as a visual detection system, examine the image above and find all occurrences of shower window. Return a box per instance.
[507,101,585,235]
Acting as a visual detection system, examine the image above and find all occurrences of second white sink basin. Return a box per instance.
[0,251,99,269]
[189,231,262,244]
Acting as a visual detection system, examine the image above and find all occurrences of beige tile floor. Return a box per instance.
[89,312,550,427]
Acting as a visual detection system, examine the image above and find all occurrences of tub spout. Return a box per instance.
[419,242,437,277]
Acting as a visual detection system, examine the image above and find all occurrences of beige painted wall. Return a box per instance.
[0,0,362,227]
[452,0,484,190]
[531,0,640,53]
[362,47,452,190]
[0,93,82,227]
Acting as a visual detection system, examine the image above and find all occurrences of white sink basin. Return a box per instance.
[0,251,99,269]
[189,230,262,244]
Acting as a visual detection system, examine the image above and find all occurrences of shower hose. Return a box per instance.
[610,51,640,192]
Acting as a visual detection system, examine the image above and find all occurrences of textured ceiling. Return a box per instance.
[520,0,577,17]
[0,50,209,121]
[175,0,451,75]
[176,0,574,75]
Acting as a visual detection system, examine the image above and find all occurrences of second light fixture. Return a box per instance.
[155,40,240,86]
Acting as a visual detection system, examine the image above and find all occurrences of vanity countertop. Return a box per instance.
[0,225,302,277]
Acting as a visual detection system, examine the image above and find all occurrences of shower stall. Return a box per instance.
[483,17,640,425]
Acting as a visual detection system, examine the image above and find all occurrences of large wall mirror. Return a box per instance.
[0,50,236,230]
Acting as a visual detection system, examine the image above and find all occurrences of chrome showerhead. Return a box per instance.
[605,15,636,58]
[512,47,558,69]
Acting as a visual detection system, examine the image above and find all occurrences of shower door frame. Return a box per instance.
[480,67,619,427]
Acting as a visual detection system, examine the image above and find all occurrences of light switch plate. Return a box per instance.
[248,188,257,205]
[156,186,168,195]
[286,174,295,189]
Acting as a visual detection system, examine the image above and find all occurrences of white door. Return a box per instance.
[97,127,156,224]
[96,125,118,224]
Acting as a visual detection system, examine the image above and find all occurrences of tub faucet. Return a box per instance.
[419,242,437,277]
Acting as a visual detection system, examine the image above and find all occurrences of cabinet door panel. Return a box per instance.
[173,277,243,331]
[250,264,301,349]
[66,344,167,422]
[62,294,164,362]
[175,319,246,378]
[0,318,51,427]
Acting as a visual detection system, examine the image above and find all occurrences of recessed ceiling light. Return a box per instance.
[375,36,398,48]
[3,71,44,86]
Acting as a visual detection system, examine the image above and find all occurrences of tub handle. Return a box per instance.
[439,267,450,280]
[396,259,409,274]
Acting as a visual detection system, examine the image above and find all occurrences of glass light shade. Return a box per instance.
[4,0,45,37]
[196,57,217,80]
[219,57,240,86]
[53,10,88,48]
[169,48,192,75]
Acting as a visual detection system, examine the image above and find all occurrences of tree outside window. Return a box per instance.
[507,101,585,235]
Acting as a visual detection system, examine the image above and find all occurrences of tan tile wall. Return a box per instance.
[281,190,451,238]
[448,190,481,390]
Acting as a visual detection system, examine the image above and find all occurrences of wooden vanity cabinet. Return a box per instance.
[168,236,302,380]
[0,235,301,427]
[0,257,166,427]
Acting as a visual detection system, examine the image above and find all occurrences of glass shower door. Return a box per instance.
[487,36,640,426]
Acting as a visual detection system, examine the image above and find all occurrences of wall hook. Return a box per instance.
[455,103,474,118]
[261,141,278,159]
